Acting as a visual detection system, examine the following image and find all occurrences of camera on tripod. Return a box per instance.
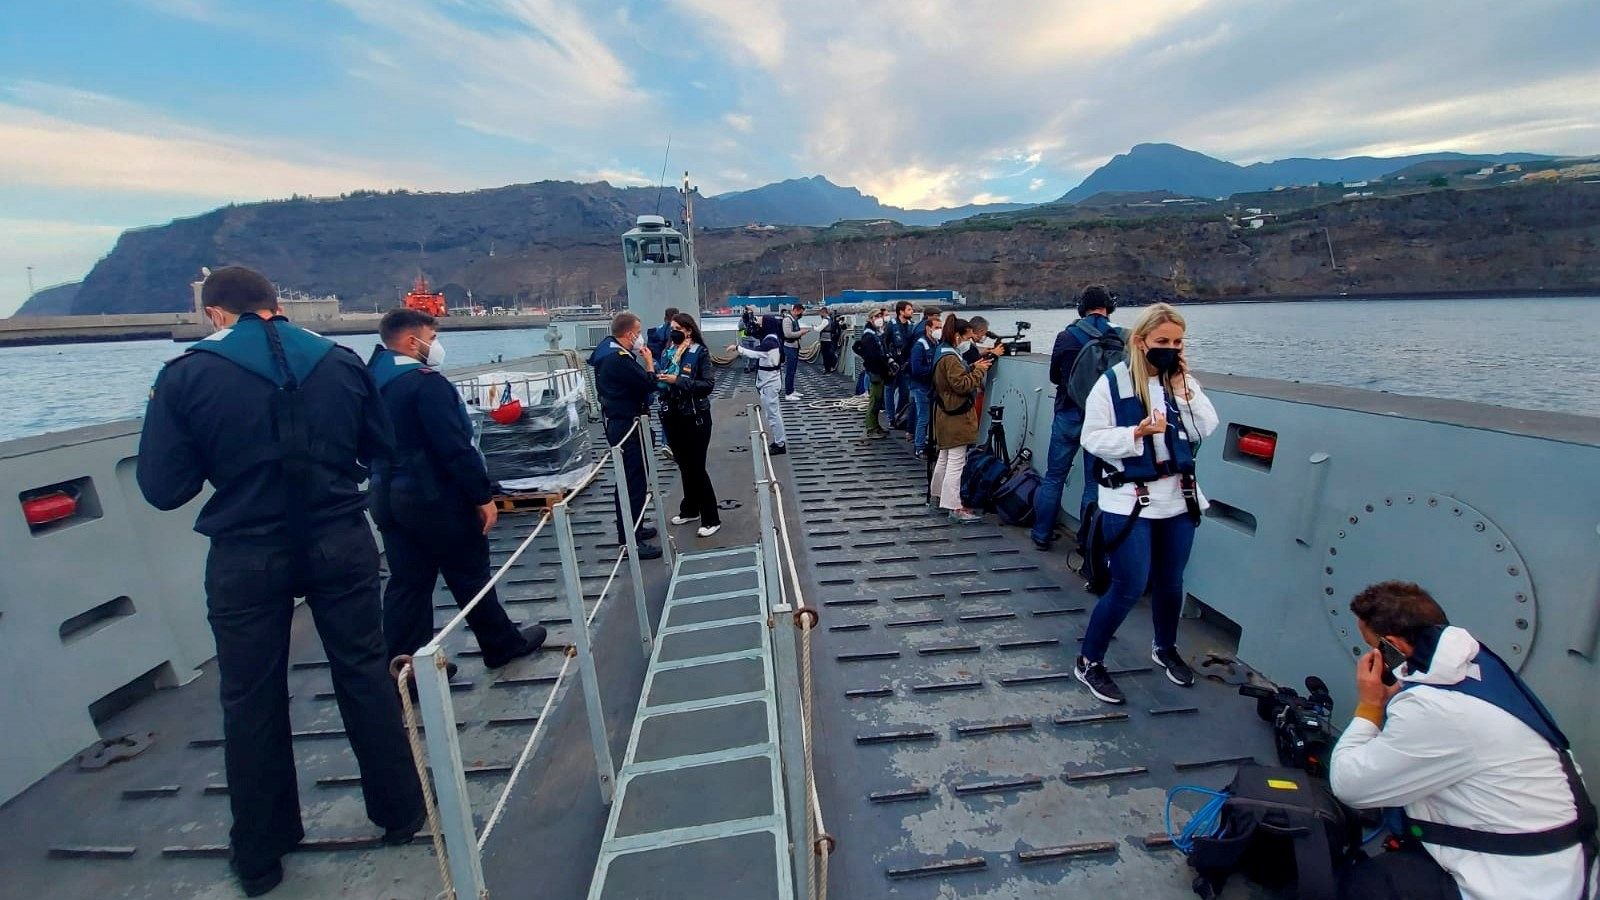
[1238,676,1337,778]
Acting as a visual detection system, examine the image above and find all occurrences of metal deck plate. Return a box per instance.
[778,367,1284,899]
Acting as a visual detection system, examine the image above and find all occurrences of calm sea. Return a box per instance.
[2,297,1596,443]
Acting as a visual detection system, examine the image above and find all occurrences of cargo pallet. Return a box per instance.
[492,490,565,514]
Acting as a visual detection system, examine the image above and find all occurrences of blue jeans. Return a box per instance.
[1029,406,1095,544]
[910,385,932,455]
[1079,512,1197,663]
[783,345,799,394]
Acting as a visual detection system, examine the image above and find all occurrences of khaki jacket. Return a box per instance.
[931,349,985,449]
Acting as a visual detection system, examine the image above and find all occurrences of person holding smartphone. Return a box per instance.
[656,312,722,537]
[1075,303,1218,704]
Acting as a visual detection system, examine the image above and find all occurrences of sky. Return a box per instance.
[2,0,1598,316]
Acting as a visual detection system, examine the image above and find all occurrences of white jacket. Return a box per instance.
[1330,627,1595,899]
[1080,363,1218,518]
[734,344,782,388]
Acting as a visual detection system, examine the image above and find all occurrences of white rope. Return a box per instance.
[423,512,550,652]
[751,410,832,899]
[394,661,456,900]
[476,653,574,849]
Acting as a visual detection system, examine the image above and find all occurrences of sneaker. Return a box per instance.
[1032,537,1053,551]
[1152,646,1196,687]
[785,392,802,401]
[670,513,699,525]
[657,447,674,461]
[636,524,658,541]
[950,508,983,523]
[1075,656,1125,704]
[483,625,548,669]
[768,443,788,455]
[634,541,663,560]
[866,430,889,440]
[696,523,722,538]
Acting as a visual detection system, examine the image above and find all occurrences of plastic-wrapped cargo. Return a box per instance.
[453,369,592,492]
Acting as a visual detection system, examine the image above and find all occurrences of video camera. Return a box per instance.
[991,321,1032,355]
[1239,676,1337,778]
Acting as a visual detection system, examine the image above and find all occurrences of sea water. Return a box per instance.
[1,297,1595,443]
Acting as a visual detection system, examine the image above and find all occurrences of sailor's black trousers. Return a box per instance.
[204,515,423,876]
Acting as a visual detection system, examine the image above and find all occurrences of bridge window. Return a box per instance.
[663,236,684,263]
[624,238,640,264]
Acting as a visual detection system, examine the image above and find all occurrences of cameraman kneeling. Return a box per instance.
[1330,581,1597,900]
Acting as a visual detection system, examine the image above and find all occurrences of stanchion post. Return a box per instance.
[611,439,654,655]
[751,411,813,899]
[554,502,617,804]
[638,414,675,569]
[413,646,488,897]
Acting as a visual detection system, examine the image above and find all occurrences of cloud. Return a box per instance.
[667,0,1600,201]
[723,113,754,133]
[0,84,433,200]
[576,166,654,187]
[1029,178,1047,192]
[334,0,647,145]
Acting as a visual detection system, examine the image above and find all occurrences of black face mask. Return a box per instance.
[670,330,687,345]
[1146,347,1182,376]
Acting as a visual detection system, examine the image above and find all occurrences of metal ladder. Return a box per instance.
[587,544,794,900]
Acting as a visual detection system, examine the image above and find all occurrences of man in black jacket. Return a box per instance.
[137,267,423,897]
[854,308,891,438]
[587,312,663,558]
[1030,285,1118,550]
[367,308,546,672]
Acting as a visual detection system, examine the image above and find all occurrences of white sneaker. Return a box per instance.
[785,392,802,401]
[670,514,699,525]
[697,524,722,538]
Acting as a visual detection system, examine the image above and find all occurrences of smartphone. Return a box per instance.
[1378,638,1407,686]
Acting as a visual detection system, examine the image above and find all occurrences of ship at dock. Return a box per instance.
[0,181,1597,900]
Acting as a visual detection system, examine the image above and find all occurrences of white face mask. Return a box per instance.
[959,339,974,353]
[870,318,883,329]
[422,336,446,368]
[631,332,646,351]
[930,327,943,341]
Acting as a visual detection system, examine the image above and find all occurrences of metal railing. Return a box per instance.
[392,414,666,900]
[747,404,834,900]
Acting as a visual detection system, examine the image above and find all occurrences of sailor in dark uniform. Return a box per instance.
[366,308,546,670]
[586,311,663,559]
[136,267,423,897]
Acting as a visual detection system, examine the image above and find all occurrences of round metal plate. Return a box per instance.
[1321,492,1536,670]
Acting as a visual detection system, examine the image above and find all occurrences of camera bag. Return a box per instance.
[1185,764,1360,900]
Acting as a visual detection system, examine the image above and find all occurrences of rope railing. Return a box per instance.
[393,408,664,899]
[748,404,833,900]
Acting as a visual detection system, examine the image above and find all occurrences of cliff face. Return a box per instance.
[701,182,1600,305]
[35,178,1600,317]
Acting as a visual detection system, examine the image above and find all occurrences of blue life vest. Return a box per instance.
[1397,638,1596,869]
[186,313,335,387]
[183,314,341,541]
[1099,364,1196,487]
[757,335,783,372]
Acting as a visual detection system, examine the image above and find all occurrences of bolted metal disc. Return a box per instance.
[1322,492,1536,670]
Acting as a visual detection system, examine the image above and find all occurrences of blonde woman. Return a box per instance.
[1075,303,1218,704]
[930,314,994,522]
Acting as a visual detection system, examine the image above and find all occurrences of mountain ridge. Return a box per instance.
[1059,142,1553,202]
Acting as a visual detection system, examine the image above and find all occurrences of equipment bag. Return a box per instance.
[991,449,1040,527]
[1184,765,1361,900]
[1064,319,1128,410]
[960,449,1011,510]
[1073,498,1147,595]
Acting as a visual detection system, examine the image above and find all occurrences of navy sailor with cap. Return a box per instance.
[136,266,423,897]
[365,307,545,676]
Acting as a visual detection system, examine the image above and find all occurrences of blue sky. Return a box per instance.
[2,0,1598,315]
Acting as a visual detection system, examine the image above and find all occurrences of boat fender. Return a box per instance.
[22,491,77,527]
[1237,432,1276,462]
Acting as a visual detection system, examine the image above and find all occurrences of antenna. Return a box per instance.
[25,265,35,298]
[653,134,674,214]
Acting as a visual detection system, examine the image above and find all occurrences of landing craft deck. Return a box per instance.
[2,349,1598,899]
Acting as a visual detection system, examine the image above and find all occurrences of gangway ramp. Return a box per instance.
[588,544,794,900]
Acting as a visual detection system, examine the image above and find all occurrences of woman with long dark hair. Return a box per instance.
[930,313,994,522]
[1075,303,1218,704]
[656,312,722,537]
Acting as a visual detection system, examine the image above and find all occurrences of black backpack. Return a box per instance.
[1072,496,1147,596]
[990,450,1040,526]
[1064,319,1128,410]
[1184,765,1362,900]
